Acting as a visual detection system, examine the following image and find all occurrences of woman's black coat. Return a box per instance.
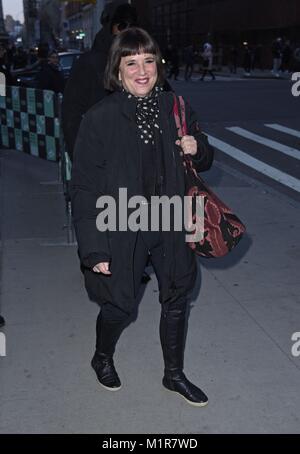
[71,91,214,314]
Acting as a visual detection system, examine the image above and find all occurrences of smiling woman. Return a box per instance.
[104,27,165,94]
[118,53,158,98]
[71,27,214,407]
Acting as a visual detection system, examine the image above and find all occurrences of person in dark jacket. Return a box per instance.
[36,51,65,93]
[165,44,179,80]
[62,2,138,162]
[71,28,214,406]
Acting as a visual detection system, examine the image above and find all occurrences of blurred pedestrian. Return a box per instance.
[228,45,238,74]
[200,42,215,81]
[36,50,65,93]
[166,44,179,80]
[280,40,292,73]
[272,37,283,77]
[71,27,214,405]
[243,42,252,75]
[252,44,263,71]
[184,45,195,81]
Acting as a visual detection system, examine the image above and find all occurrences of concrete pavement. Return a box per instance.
[0,148,300,434]
[172,65,292,82]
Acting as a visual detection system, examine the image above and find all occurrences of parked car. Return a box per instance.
[11,51,82,88]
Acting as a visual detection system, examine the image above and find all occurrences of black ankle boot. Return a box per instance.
[160,299,208,407]
[91,309,127,391]
[91,352,121,391]
[163,372,208,407]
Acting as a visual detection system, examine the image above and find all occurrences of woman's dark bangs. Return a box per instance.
[120,33,157,57]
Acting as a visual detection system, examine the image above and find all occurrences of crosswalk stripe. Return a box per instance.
[207,134,300,193]
[226,126,300,161]
[264,123,300,139]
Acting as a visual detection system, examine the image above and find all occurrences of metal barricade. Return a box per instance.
[56,93,74,244]
[0,86,61,160]
[0,86,75,244]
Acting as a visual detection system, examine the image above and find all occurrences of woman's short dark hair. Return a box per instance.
[104,27,165,92]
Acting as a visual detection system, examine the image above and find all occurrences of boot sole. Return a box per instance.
[99,382,122,392]
[163,385,208,407]
[91,367,122,392]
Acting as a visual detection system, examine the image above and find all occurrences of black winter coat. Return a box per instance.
[71,91,214,313]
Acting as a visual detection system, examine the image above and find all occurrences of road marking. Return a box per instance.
[226,126,300,161]
[264,124,300,139]
[207,134,300,193]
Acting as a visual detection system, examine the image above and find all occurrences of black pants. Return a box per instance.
[96,230,188,356]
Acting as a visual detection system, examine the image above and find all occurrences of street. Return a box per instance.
[173,77,300,200]
[0,76,300,434]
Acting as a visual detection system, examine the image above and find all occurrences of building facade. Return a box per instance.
[23,0,40,47]
[4,15,23,41]
[63,0,106,50]
[4,15,15,34]
[132,0,300,66]
[39,0,63,47]
[0,0,9,44]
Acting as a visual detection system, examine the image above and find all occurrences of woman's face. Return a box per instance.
[118,53,158,97]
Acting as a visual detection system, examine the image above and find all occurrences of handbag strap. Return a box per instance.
[173,94,182,138]
[173,94,196,170]
[178,96,187,136]
[173,94,187,138]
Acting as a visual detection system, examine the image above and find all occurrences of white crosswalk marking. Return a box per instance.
[207,134,300,193]
[264,124,300,139]
[226,126,300,161]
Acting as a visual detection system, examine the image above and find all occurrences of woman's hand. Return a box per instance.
[175,135,197,156]
[93,262,112,275]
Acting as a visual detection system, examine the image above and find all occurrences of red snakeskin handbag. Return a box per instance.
[173,95,246,258]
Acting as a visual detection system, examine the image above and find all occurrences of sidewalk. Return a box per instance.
[175,65,292,81]
[214,65,292,80]
[0,149,300,434]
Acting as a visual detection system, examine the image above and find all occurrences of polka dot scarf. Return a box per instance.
[126,85,163,145]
